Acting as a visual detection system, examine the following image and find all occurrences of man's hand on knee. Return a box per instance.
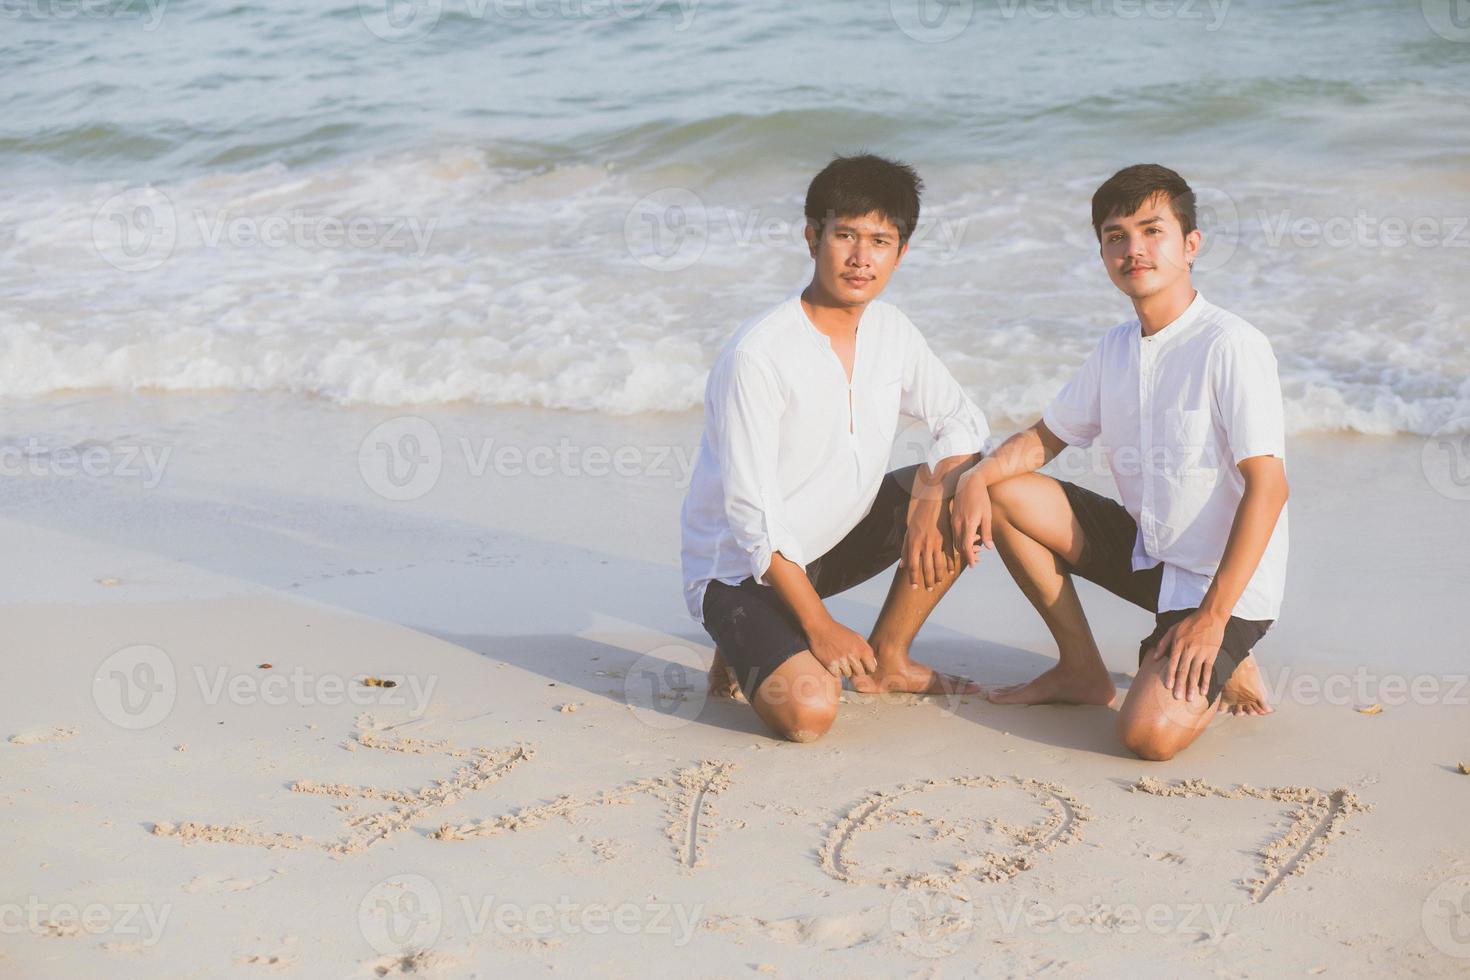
[805,617,877,679]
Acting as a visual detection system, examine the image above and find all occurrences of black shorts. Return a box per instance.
[1057,480,1272,703]
[700,465,920,700]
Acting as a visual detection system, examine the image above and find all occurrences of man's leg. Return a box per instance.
[1118,613,1274,758]
[713,565,977,700]
[983,474,1116,706]
[1116,650,1218,760]
[1221,655,1273,716]
[748,652,841,742]
[699,579,839,741]
[853,555,981,695]
[707,647,746,701]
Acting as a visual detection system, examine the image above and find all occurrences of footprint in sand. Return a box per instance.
[8,726,78,745]
[183,872,279,894]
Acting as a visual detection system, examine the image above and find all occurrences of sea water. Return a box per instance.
[2,0,1467,433]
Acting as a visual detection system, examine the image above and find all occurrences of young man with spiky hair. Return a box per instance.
[951,164,1289,761]
[681,154,990,743]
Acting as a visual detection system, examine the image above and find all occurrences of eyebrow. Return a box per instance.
[1101,216,1165,234]
[833,223,897,237]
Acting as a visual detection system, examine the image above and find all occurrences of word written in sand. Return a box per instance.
[154,721,532,854]
[150,723,1367,900]
[821,775,1088,892]
[152,718,736,867]
[433,759,736,869]
[1131,777,1369,902]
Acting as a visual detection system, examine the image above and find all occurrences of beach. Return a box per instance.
[2,395,1468,977]
[4,0,1470,975]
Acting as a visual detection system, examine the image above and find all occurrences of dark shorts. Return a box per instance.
[700,465,920,700]
[1057,480,1272,703]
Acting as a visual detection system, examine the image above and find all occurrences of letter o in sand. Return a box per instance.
[820,775,1088,891]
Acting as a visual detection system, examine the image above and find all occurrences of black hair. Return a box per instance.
[805,154,923,245]
[1091,163,1197,241]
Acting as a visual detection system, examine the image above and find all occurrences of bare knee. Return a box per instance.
[753,660,839,743]
[1124,731,1179,762]
[778,706,836,742]
[986,475,1024,522]
[987,473,1060,531]
[1119,715,1183,762]
[770,697,837,743]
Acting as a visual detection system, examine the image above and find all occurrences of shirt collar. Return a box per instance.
[791,289,869,351]
[1137,290,1209,347]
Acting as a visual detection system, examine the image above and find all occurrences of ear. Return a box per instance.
[1183,227,1203,269]
[893,239,909,269]
[804,221,820,260]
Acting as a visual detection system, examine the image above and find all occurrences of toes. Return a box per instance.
[937,673,981,695]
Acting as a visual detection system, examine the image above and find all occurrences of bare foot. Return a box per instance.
[1221,654,1273,716]
[850,658,981,696]
[707,647,747,703]
[986,665,1116,706]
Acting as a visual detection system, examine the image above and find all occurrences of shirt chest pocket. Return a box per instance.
[1163,407,1220,481]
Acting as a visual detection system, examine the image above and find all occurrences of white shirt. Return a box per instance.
[681,293,990,622]
[1042,292,1289,621]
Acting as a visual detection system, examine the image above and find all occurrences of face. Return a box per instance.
[804,211,907,307]
[1098,193,1201,301]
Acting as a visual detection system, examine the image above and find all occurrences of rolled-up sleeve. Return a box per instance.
[1212,329,1287,465]
[899,322,990,468]
[707,350,803,583]
[1042,339,1104,448]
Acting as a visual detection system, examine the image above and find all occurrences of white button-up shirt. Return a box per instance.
[681,293,990,622]
[1042,292,1289,621]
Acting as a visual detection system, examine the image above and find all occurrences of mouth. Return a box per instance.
[842,275,874,287]
[1123,265,1154,278]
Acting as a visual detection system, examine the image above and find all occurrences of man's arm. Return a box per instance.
[1153,328,1292,701]
[902,451,983,590]
[950,334,1106,566]
[710,353,877,680]
[894,319,992,588]
[763,554,876,679]
[1152,455,1289,701]
[949,421,1069,566]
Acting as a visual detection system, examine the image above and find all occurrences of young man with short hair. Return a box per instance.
[952,163,1289,761]
[681,154,990,743]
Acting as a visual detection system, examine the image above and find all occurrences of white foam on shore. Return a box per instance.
[3,148,1467,433]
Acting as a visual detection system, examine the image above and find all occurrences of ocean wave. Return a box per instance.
[3,320,1468,436]
[2,142,1467,437]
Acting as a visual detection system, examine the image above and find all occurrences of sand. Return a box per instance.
[1,394,1467,977]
